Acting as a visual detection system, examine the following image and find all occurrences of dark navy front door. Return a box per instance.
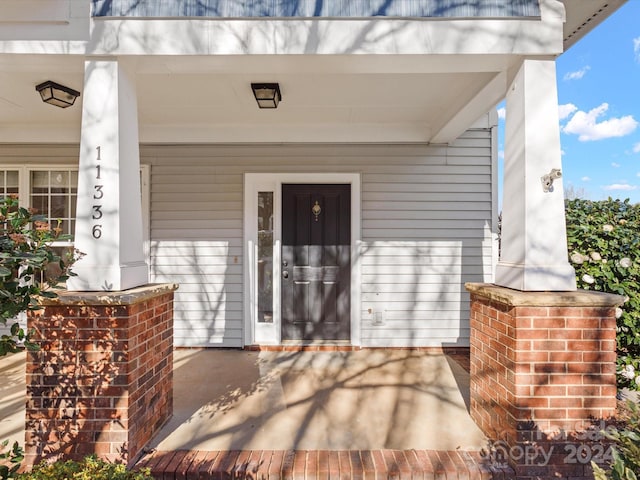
[281,184,351,341]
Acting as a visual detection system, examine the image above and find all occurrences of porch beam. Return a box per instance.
[86,16,564,57]
[495,59,576,291]
[430,71,506,144]
[67,58,148,291]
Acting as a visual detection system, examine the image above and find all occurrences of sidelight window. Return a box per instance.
[257,192,274,323]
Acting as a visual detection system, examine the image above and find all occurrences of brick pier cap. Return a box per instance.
[465,283,624,309]
[39,283,179,307]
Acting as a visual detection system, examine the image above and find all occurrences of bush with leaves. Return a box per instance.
[0,442,23,480]
[592,401,640,479]
[16,455,153,480]
[0,195,78,356]
[0,195,79,478]
[565,198,640,391]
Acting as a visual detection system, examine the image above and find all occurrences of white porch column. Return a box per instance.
[67,59,148,291]
[495,59,576,291]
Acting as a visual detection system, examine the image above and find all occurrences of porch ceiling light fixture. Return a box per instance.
[251,83,282,109]
[35,80,80,108]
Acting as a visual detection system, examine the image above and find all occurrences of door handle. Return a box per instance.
[282,271,289,279]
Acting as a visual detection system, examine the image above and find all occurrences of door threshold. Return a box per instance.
[246,341,359,352]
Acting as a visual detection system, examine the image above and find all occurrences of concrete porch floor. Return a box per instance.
[148,348,486,452]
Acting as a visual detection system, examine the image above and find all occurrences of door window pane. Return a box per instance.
[257,192,274,323]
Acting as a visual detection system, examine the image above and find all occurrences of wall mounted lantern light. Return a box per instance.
[251,83,281,109]
[35,81,81,108]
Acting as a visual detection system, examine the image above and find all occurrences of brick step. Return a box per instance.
[136,449,514,479]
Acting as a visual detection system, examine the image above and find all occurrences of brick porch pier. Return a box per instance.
[25,284,178,466]
[467,283,623,480]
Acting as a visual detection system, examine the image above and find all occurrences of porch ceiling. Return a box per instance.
[0,0,626,145]
[0,54,505,144]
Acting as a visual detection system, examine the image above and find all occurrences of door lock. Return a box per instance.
[283,260,288,267]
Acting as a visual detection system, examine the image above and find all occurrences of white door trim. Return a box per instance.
[243,173,361,346]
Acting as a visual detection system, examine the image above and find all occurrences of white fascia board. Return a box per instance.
[139,123,433,144]
[87,17,564,57]
[430,71,507,144]
[140,54,515,75]
[0,16,563,57]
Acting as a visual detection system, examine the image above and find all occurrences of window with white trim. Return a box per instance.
[29,170,78,237]
[0,165,150,246]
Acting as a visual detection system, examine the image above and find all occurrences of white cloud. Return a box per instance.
[498,150,504,160]
[497,107,506,120]
[563,103,639,141]
[633,143,640,153]
[603,184,638,191]
[635,37,640,62]
[581,176,591,182]
[612,162,621,168]
[558,103,578,121]
[563,66,591,81]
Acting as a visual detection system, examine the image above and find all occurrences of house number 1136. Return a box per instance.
[92,146,103,239]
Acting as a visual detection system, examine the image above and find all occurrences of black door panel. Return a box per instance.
[281,184,351,341]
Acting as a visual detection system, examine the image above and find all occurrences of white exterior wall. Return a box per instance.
[361,131,495,346]
[143,128,495,348]
[0,129,494,347]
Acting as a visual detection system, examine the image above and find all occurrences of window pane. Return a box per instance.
[70,171,78,193]
[50,171,68,188]
[30,170,77,237]
[50,195,67,218]
[30,196,48,215]
[31,171,50,188]
[257,192,274,323]
[0,170,19,197]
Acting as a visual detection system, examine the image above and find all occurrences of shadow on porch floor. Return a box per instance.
[139,348,513,479]
[149,349,485,452]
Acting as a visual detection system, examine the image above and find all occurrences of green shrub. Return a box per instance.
[592,401,640,479]
[17,455,153,480]
[0,195,79,356]
[0,441,24,479]
[565,198,640,390]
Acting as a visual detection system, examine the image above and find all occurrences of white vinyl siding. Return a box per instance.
[145,162,244,347]
[142,128,495,348]
[361,131,495,347]
[0,135,494,348]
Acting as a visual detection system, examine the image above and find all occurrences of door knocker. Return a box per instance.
[312,201,321,222]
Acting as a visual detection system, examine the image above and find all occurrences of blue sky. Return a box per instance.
[497,1,640,204]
